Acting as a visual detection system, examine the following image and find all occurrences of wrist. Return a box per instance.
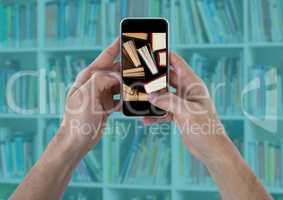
[202,135,242,172]
[55,125,87,165]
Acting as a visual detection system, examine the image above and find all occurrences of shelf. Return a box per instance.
[175,44,244,50]
[106,184,172,191]
[0,113,40,119]
[220,115,245,121]
[43,46,104,52]
[249,42,283,48]
[69,182,103,189]
[266,187,283,194]
[0,48,37,53]
[175,185,217,192]
[0,113,62,119]
[0,178,21,185]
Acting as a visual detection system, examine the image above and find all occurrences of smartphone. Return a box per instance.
[121,18,168,117]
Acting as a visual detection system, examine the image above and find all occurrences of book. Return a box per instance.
[123,33,148,40]
[0,1,37,47]
[174,0,241,44]
[0,128,34,179]
[137,46,158,75]
[108,119,171,185]
[0,59,38,114]
[46,55,92,114]
[45,0,102,46]
[248,140,283,188]
[123,84,148,101]
[144,75,167,93]
[157,51,167,67]
[189,53,242,116]
[123,40,141,67]
[151,33,166,51]
[123,66,145,77]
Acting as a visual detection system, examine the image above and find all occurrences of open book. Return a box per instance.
[137,46,158,75]
[144,75,167,93]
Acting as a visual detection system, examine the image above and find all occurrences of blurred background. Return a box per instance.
[0,0,283,199]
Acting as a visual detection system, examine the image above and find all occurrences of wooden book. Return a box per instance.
[144,74,167,93]
[151,33,166,52]
[123,84,148,101]
[157,51,167,67]
[123,40,141,67]
[137,46,158,75]
[123,33,148,40]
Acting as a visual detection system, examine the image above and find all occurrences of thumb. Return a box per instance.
[149,92,186,115]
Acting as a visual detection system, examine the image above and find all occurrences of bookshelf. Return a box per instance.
[0,0,283,200]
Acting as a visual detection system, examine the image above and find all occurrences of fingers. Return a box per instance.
[169,52,201,86]
[113,100,122,112]
[148,92,186,115]
[67,37,120,98]
[68,61,120,98]
[143,114,173,125]
[90,37,120,70]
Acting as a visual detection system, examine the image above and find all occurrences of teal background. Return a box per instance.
[0,0,283,199]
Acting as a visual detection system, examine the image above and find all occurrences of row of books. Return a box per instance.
[247,65,283,118]
[248,141,283,188]
[178,137,243,185]
[0,0,37,47]
[105,0,170,42]
[0,127,34,178]
[45,121,102,183]
[0,59,38,114]
[189,54,243,116]
[45,0,102,46]
[107,119,171,185]
[174,0,242,44]
[46,55,91,114]
[250,0,283,42]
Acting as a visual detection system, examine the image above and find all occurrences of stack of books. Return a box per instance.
[190,53,243,116]
[178,136,243,186]
[250,0,283,42]
[0,0,37,48]
[45,0,102,46]
[248,141,283,188]
[107,119,171,185]
[105,0,171,42]
[122,32,167,101]
[0,59,38,114]
[0,127,34,179]
[173,0,242,44]
[46,55,92,114]
[45,121,102,183]
[246,65,283,118]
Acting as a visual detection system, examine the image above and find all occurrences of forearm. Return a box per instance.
[10,126,83,200]
[203,136,272,200]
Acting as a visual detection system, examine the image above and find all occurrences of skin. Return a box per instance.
[10,39,273,200]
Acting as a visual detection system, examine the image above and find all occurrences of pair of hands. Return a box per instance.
[61,38,229,164]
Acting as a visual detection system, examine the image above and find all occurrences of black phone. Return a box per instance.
[121,18,169,117]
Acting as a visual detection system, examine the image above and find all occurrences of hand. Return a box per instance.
[145,52,230,164]
[60,38,121,155]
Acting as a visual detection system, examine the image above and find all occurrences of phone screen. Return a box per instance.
[121,18,168,116]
